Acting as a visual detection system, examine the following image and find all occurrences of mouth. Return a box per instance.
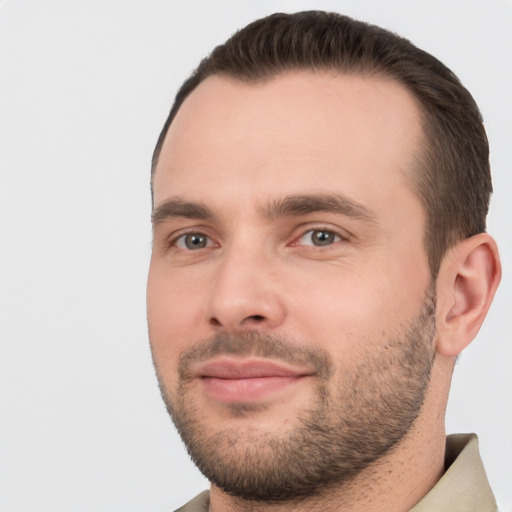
[193,357,313,403]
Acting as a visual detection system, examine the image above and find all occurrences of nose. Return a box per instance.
[204,244,286,332]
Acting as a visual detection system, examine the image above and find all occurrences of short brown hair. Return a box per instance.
[152,11,491,278]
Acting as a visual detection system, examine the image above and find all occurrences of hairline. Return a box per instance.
[151,66,430,191]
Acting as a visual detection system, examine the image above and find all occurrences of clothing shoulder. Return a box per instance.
[173,490,210,512]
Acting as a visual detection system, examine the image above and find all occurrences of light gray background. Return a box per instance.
[0,1,510,511]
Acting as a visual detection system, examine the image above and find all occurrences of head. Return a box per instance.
[147,11,500,504]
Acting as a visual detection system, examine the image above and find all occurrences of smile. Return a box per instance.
[194,357,312,402]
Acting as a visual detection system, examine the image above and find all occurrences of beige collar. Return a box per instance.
[411,433,496,512]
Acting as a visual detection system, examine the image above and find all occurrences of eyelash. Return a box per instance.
[167,226,347,252]
[170,231,217,251]
[293,227,346,248]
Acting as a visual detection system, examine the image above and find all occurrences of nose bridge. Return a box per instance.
[205,233,285,331]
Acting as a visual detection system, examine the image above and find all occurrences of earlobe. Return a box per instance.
[435,233,501,357]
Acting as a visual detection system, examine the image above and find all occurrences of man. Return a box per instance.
[147,11,501,512]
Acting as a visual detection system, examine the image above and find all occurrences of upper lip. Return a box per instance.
[193,357,313,379]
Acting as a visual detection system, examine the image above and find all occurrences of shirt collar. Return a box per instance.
[411,433,497,512]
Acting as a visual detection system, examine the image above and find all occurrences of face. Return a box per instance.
[147,72,435,501]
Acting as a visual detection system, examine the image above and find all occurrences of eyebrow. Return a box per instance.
[151,193,377,225]
[262,194,377,223]
[152,198,214,225]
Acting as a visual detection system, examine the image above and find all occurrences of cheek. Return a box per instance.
[146,262,207,373]
[286,263,429,355]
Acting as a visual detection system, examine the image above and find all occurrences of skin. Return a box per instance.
[147,72,501,511]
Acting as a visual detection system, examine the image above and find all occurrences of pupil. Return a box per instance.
[186,234,206,249]
[314,230,334,246]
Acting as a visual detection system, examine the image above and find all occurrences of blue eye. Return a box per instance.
[175,233,212,250]
[298,229,341,247]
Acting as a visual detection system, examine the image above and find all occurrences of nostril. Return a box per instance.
[208,314,268,329]
[248,315,265,322]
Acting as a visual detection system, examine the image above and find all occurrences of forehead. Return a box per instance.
[154,71,423,214]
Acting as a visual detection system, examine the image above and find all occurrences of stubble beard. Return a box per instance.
[153,289,437,503]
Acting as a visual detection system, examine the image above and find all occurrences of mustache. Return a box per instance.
[178,331,333,381]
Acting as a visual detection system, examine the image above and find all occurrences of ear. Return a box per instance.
[435,233,501,357]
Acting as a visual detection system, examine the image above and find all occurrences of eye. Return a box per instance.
[174,233,214,250]
[297,229,342,247]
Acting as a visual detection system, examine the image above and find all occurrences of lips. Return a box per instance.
[194,357,312,402]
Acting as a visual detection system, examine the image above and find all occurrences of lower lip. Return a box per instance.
[201,376,303,402]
